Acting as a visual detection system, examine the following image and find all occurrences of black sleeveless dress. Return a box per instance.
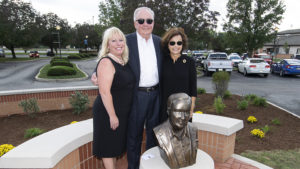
[93,57,135,158]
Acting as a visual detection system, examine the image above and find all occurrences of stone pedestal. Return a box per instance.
[140,147,214,169]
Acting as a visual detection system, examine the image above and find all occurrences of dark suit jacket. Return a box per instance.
[126,32,163,92]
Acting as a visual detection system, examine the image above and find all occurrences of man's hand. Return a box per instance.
[91,72,98,86]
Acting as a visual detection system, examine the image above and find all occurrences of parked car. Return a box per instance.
[291,54,300,60]
[192,51,205,67]
[253,53,272,64]
[271,59,300,76]
[238,58,270,77]
[0,48,5,57]
[228,53,242,67]
[29,51,39,58]
[46,51,55,57]
[241,53,248,60]
[203,52,233,76]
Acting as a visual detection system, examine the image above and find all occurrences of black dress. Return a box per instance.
[160,54,197,123]
[93,57,135,158]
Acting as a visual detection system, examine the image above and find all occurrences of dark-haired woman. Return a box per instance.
[160,27,197,123]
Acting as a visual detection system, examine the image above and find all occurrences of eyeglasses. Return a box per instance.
[169,41,183,46]
[136,19,153,25]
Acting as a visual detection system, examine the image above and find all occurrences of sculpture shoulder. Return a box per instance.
[153,121,169,136]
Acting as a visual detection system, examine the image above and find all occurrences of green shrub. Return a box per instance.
[223,90,232,99]
[197,88,206,94]
[271,118,281,125]
[212,71,230,98]
[261,125,270,134]
[18,98,40,117]
[24,128,44,138]
[68,54,81,59]
[244,94,258,102]
[79,53,90,58]
[253,97,267,107]
[213,96,226,114]
[237,99,248,110]
[50,61,73,67]
[69,91,90,115]
[50,57,69,64]
[47,66,76,76]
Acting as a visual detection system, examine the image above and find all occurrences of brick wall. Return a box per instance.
[0,88,98,117]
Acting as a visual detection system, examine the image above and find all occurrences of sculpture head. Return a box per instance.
[167,93,191,130]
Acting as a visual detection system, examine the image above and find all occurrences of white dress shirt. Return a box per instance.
[136,32,159,87]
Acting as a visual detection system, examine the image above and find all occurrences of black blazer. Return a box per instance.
[126,32,163,90]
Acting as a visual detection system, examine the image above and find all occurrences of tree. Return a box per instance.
[0,0,39,58]
[39,13,71,53]
[224,0,285,56]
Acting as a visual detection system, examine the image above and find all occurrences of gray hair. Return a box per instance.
[133,7,154,21]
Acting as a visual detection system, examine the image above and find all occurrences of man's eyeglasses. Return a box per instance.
[136,19,153,25]
[169,41,183,46]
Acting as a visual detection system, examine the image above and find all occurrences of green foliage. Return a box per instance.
[50,61,73,67]
[213,96,226,114]
[253,97,267,107]
[224,0,285,55]
[67,54,82,60]
[237,99,249,110]
[69,91,90,115]
[223,90,232,99]
[47,66,76,76]
[261,125,270,134]
[212,71,230,98]
[271,118,281,125]
[244,94,258,102]
[197,88,206,94]
[24,128,44,139]
[50,57,69,64]
[18,98,40,117]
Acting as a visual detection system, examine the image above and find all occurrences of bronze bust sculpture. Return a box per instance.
[154,93,198,169]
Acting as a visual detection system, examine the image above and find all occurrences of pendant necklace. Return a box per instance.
[108,53,124,66]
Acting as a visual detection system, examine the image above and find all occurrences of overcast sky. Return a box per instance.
[26,0,299,32]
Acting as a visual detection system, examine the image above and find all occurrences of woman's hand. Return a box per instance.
[109,114,119,130]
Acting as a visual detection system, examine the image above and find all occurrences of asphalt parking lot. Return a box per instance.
[0,59,299,116]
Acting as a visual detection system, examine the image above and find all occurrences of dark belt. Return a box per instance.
[138,84,159,92]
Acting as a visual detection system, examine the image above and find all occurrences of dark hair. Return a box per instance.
[161,27,188,55]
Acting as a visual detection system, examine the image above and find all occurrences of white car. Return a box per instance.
[228,53,242,67]
[238,58,270,77]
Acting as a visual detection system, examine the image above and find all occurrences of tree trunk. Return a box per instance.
[10,45,16,59]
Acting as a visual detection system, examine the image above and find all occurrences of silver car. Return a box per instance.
[238,58,270,77]
[0,48,5,57]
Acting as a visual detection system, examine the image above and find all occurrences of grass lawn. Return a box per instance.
[38,63,87,79]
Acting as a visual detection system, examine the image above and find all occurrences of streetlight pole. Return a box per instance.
[56,25,62,58]
[84,35,88,53]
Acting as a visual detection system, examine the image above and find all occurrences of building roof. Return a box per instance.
[265,29,300,46]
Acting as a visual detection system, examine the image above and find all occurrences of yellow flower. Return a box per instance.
[250,129,265,138]
[195,111,203,114]
[70,121,78,124]
[0,144,15,157]
[247,116,257,123]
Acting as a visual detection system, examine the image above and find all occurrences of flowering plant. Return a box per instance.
[0,144,15,157]
[195,111,203,114]
[247,116,257,123]
[70,121,78,124]
[250,129,265,138]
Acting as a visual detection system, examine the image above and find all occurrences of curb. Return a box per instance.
[35,63,89,82]
[232,154,273,169]
[267,101,300,119]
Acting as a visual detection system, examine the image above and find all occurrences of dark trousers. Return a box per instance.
[127,89,160,169]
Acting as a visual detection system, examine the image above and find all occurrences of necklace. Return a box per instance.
[108,53,124,66]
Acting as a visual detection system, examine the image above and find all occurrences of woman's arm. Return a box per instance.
[97,58,119,130]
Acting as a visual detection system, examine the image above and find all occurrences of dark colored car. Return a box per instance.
[29,51,39,58]
[46,51,55,57]
[254,53,272,64]
[271,59,300,76]
[0,48,5,57]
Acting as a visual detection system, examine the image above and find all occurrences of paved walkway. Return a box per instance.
[215,157,259,169]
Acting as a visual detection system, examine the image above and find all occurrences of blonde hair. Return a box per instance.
[98,27,129,64]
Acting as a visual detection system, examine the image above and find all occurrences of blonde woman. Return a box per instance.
[93,27,135,169]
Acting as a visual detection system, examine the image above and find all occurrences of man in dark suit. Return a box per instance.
[126,7,162,169]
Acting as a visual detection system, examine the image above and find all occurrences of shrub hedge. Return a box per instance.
[47,66,76,76]
[51,61,73,67]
